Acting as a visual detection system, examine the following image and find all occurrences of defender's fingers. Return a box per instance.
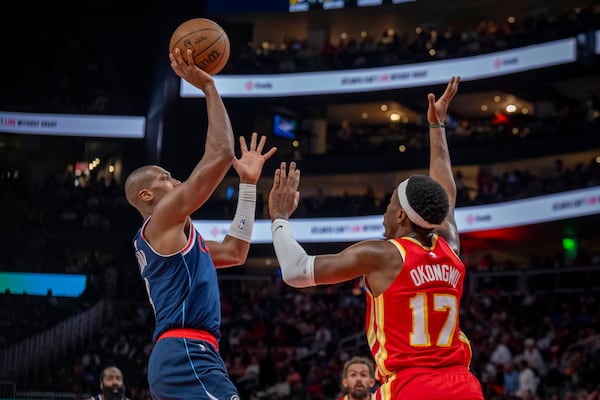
[440,76,455,98]
[286,162,296,184]
[272,167,282,189]
[444,76,459,100]
[427,93,436,109]
[293,168,300,190]
[279,162,288,183]
[450,76,461,97]
[286,163,300,190]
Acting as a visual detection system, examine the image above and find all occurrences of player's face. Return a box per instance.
[343,364,374,400]
[382,190,402,239]
[148,167,181,200]
[101,367,124,389]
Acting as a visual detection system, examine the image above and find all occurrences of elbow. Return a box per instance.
[217,145,235,165]
[278,255,316,289]
[206,140,235,163]
[234,252,248,266]
[232,238,251,266]
[221,142,235,160]
[227,243,248,266]
[215,251,247,269]
[281,273,305,289]
[215,237,249,268]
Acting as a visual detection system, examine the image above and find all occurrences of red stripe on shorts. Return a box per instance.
[157,328,219,351]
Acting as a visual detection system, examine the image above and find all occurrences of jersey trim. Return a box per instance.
[139,216,196,257]
[387,239,406,261]
[391,233,440,251]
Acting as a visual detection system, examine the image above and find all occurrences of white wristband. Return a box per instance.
[271,219,316,288]
[227,183,256,243]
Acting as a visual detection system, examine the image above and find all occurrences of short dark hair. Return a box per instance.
[100,366,123,384]
[406,175,449,227]
[342,356,375,378]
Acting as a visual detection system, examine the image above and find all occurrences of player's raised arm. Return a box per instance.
[427,76,461,253]
[159,48,235,220]
[269,162,390,287]
[126,48,235,255]
[208,132,277,268]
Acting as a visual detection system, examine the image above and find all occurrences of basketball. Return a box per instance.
[169,18,230,75]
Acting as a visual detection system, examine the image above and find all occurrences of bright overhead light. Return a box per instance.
[506,104,517,113]
[390,113,401,122]
[380,104,388,111]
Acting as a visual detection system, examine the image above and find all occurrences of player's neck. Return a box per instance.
[406,231,433,245]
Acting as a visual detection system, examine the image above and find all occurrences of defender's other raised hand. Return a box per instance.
[427,76,460,125]
[269,162,300,221]
[233,132,277,184]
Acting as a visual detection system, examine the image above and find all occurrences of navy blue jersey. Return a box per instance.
[133,217,221,343]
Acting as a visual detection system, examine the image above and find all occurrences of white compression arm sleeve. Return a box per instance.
[227,183,256,243]
[271,219,316,288]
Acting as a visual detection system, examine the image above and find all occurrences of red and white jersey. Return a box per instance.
[365,234,473,382]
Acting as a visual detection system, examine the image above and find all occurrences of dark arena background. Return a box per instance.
[1,0,599,399]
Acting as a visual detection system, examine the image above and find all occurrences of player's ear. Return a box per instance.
[398,208,408,223]
[140,188,153,201]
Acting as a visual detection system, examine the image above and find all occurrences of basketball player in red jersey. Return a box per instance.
[337,356,377,400]
[269,76,484,399]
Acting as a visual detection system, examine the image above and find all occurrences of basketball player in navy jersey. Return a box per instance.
[124,48,276,400]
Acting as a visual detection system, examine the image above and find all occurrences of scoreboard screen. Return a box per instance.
[289,0,415,12]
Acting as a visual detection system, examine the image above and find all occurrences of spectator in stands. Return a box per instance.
[491,334,514,370]
[520,338,547,379]
[337,356,376,400]
[516,359,538,399]
[503,361,519,399]
[89,366,130,400]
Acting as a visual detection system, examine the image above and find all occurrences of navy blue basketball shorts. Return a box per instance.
[148,335,239,400]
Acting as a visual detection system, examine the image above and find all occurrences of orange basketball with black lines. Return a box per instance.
[169,18,230,75]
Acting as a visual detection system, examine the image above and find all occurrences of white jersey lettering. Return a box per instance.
[409,264,461,288]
